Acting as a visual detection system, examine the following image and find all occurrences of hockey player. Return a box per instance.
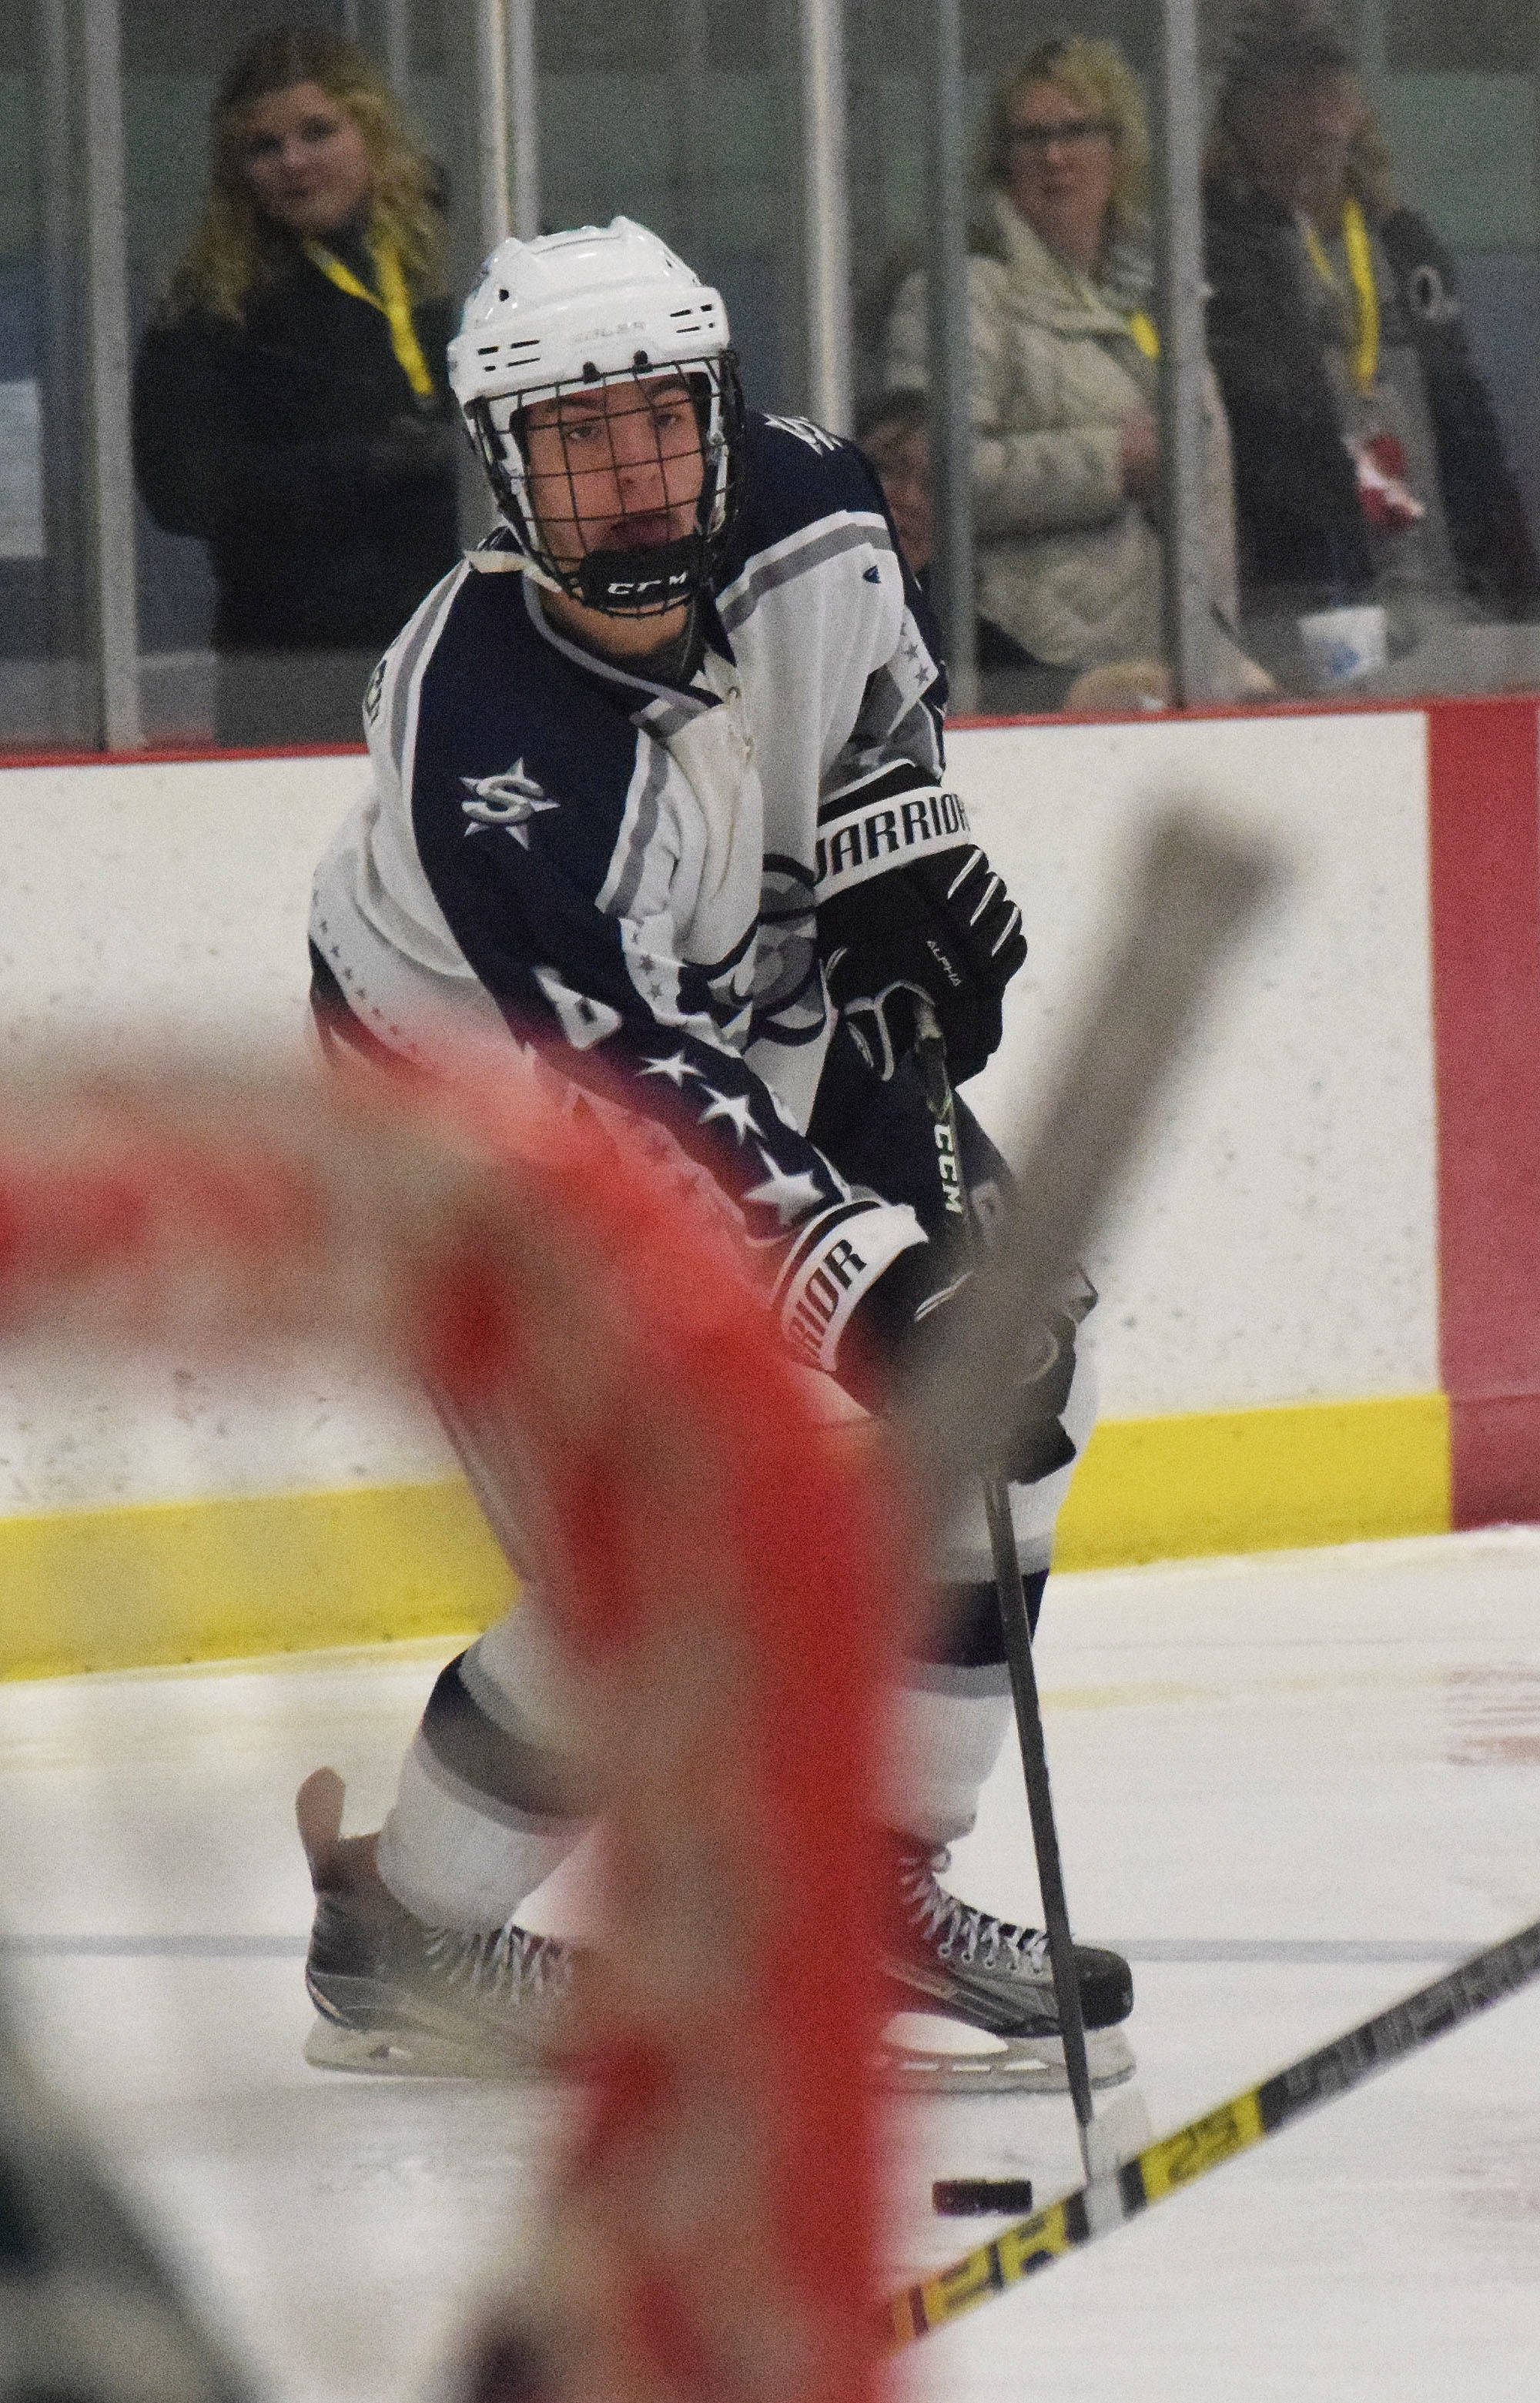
[302,216,1133,2090]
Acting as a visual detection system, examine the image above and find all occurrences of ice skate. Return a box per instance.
[882,1842,1136,2095]
[298,1769,581,2077]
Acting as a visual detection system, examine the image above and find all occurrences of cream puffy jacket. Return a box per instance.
[886,189,1244,675]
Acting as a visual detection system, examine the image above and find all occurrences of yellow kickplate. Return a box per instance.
[1053,1391,1451,1571]
[0,1394,1451,1680]
[0,1478,513,1681]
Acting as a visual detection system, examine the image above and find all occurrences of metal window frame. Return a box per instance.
[507,0,542,242]
[924,0,978,715]
[800,0,853,433]
[476,0,513,249]
[474,1,543,254]
[81,0,141,752]
[1154,0,1214,704]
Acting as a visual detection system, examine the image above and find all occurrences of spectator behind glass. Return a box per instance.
[1205,0,1540,684]
[855,390,935,579]
[855,387,1173,714]
[882,36,1267,703]
[133,27,461,747]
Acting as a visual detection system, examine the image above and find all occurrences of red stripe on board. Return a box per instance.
[0,742,366,771]
[1428,697,1540,1525]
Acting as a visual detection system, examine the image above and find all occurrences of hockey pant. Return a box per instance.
[376,1048,1097,1932]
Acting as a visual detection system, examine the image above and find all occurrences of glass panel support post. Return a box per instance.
[382,0,413,95]
[476,0,512,253]
[35,0,86,741]
[81,0,141,751]
[798,0,852,434]
[925,0,977,716]
[506,0,541,242]
[1154,0,1213,705]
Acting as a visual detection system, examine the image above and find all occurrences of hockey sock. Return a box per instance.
[887,1573,1046,1847]
[377,1601,591,1932]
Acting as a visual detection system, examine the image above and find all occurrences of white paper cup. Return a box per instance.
[1297,604,1389,691]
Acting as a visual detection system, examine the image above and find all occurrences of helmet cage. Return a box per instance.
[469,351,745,618]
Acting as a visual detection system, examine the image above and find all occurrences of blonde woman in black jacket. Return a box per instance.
[133,28,460,744]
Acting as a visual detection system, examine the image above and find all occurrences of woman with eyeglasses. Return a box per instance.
[885,36,1263,704]
[132,28,461,745]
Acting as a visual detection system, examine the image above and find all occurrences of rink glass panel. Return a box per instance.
[119,0,476,748]
[533,0,800,417]
[7,2,1540,751]
[847,0,1540,711]
[0,1,93,749]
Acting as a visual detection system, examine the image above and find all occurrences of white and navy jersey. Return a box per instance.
[311,410,976,1369]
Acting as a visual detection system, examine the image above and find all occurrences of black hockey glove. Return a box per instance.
[838,1238,1083,1486]
[822,845,1026,1086]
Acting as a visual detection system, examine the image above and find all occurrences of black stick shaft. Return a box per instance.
[983,1481,1096,2144]
[913,1008,1096,2152]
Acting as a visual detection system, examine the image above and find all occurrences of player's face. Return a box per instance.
[239,82,375,239]
[521,378,707,567]
[1004,79,1120,263]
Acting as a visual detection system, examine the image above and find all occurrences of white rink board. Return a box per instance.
[0,754,455,1512]
[0,715,1438,1508]
[0,755,372,1051]
[953,712,1438,1417]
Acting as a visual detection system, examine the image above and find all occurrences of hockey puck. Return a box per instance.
[932,2177,1034,2217]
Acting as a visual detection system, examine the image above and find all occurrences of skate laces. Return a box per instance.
[422,1918,572,2005]
[898,1847,1051,1976]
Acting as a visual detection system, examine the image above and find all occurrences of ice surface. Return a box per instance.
[2,1529,1539,2400]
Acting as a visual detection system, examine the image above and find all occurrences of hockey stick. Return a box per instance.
[910,996,1101,2167]
[882,1909,1540,2348]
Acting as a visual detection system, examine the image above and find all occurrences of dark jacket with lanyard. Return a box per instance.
[133,224,460,654]
[1204,178,1540,615]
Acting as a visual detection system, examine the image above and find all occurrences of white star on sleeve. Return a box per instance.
[742,1151,828,1228]
[638,1049,701,1089]
[698,1086,761,1143]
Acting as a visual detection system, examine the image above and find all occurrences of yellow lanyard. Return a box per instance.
[305,232,436,402]
[1302,194,1380,395]
[1127,309,1160,361]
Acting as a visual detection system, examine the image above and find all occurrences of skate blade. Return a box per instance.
[303,2014,542,2080]
[882,2016,1137,2097]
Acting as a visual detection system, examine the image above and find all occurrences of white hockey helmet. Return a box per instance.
[449,216,745,616]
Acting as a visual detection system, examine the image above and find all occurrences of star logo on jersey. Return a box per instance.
[698,1086,761,1144]
[638,1049,702,1089]
[460,760,560,845]
[742,1151,826,1228]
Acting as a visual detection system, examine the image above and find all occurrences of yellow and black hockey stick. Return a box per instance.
[883,1912,1540,2348]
